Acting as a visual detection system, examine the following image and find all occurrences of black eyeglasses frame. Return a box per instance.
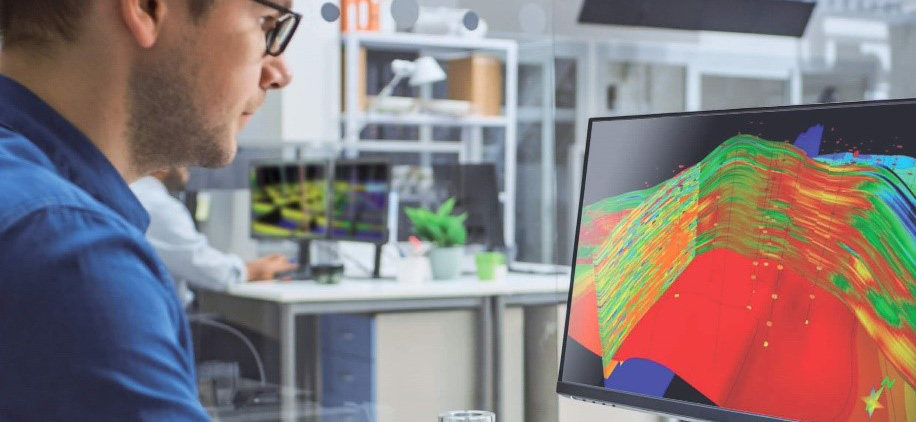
[250,0,302,57]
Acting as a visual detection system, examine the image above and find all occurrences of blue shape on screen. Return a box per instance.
[604,358,675,397]
[793,124,824,157]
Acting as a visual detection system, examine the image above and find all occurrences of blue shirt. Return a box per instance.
[0,75,210,420]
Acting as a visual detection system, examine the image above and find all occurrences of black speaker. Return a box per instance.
[578,0,815,37]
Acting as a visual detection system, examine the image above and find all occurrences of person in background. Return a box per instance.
[0,0,300,419]
[131,167,297,307]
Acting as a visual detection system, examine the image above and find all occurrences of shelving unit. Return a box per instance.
[341,31,519,251]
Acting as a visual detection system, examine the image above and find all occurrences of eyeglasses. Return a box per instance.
[250,0,301,56]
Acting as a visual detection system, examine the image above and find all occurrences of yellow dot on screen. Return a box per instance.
[763,341,769,347]
[766,321,773,327]
[674,293,680,298]
[771,294,778,300]
[753,261,759,266]
[805,320,809,325]
[751,275,757,280]
[777,264,784,270]
[763,262,769,267]
[746,305,752,310]
[809,294,815,300]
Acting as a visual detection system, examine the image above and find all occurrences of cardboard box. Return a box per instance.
[447,54,503,116]
[341,46,368,112]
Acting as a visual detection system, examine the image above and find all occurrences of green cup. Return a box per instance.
[475,252,506,281]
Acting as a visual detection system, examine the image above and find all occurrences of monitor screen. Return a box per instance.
[432,164,505,249]
[249,161,329,239]
[559,101,915,422]
[577,0,815,37]
[330,160,390,243]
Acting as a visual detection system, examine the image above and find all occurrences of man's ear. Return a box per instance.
[119,0,168,48]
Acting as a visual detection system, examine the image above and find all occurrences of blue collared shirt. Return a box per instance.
[0,75,210,420]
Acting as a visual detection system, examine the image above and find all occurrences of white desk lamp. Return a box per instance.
[367,56,446,114]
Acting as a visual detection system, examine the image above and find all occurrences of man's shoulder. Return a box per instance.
[0,128,107,232]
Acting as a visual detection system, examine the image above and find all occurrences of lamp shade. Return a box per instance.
[409,56,446,86]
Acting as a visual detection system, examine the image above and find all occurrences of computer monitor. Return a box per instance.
[249,161,329,239]
[432,164,505,249]
[329,160,390,243]
[558,100,915,422]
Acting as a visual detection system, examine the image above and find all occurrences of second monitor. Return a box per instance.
[250,159,391,279]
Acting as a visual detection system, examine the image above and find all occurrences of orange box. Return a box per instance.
[341,0,379,32]
[447,54,503,116]
[341,47,368,111]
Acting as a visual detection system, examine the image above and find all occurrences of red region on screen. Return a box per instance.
[612,248,900,422]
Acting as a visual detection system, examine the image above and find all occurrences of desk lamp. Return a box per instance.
[366,56,446,114]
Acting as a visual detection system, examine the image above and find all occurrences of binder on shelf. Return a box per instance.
[341,0,380,33]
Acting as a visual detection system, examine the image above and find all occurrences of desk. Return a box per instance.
[197,272,569,422]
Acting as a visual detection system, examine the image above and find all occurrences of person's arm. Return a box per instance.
[144,193,247,291]
[0,206,211,421]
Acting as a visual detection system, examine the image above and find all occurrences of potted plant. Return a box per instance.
[404,197,468,280]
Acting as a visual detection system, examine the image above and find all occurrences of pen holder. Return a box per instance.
[475,252,506,281]
[396,256,431,284]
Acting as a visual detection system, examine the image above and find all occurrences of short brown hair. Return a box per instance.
[0,0,216,48]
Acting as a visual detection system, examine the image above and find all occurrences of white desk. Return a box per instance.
[197,271,570,422]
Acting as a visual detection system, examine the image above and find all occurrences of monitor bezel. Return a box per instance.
[556,97,916,422]
[327,158,393,244]
[248,158,332,241]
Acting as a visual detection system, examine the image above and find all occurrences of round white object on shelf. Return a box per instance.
[391,0,420,30]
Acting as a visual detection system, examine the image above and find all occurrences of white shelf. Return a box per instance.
[517,106,576,123]
[341,32,517,52]
[348,112,509,127]
[351,140,463,153]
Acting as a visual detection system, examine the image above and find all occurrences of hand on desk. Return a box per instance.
[246,253,297,281]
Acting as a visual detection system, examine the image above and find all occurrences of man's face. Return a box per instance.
[128,0,293,172]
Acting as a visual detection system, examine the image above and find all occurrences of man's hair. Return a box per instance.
[0,0,216,48]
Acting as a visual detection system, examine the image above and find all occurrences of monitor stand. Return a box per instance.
[283,240,383,280]
[372,243,382,279]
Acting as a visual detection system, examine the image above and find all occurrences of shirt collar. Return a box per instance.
[0,74,149,231]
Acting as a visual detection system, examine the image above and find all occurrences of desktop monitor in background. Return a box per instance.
[249,161,329,239]
[330,160,390,244]
[558,101,915,422]
[432,164,505,249]
[577,0,815,37]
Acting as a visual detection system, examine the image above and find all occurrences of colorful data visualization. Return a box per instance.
[565,113,914,422]
[250,163,329,238]
[331,162,389,242]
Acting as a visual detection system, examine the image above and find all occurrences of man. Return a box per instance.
[131,167,297,307]
[0,0,298,419]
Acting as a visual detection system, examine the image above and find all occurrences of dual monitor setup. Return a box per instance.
[560,100,914,422]
[249,159,504,279]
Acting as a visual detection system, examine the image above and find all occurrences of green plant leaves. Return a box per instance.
[437,197,456,217]
[404,197,468,247]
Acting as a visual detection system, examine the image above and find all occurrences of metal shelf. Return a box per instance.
[348,113,509,127]
[342,31,519,250]
[341,32,516,52]
[349,140,463,153]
